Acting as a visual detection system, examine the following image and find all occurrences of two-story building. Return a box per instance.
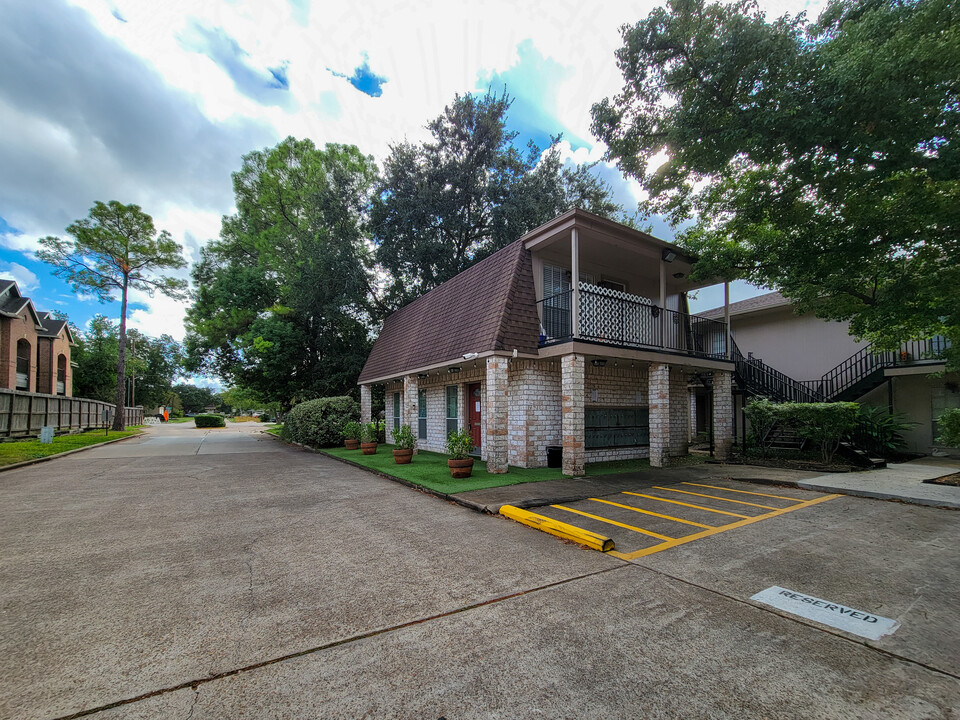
[0,280,75,396]
[358,210,735,476]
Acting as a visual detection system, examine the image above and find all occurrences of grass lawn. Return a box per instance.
[0,428,141,467]
[264,424,283,436]
[321,444,707,495]
[165,417,192,424]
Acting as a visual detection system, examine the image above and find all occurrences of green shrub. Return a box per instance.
[445,428,474,459]
[285,396,360,448]
[937,408,960,447]
[342,420,362,441]
[393,424,417,450]
[744,398,779,453]
[857,406,917,452]
[743,400,859,463]
[361,420,383,443]
[194,414,226,428]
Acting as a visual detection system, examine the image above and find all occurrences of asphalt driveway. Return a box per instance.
[2,423,958,719]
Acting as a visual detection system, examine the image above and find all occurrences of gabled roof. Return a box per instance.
[698,291,791,320]
[358,240,540,383]
[37,318,73,342]
[0,278,73,335]
[0,279,18,298]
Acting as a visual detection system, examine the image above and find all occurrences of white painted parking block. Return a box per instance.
[751,586,899,641]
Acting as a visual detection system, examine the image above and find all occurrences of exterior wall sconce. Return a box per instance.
[673,272,685,279]
[448,367,461,373]
[418,373,428,379]
[590,389,599,402]
[591,358,607,367]
[661,248,677,262]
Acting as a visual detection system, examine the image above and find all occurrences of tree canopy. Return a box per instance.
[39,201,189,428]
[372,91,624,307]
[185,138,377,407]
[592,0,959,364]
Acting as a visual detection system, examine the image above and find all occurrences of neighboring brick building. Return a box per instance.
[359,210,735,476]
[0,280,75,396]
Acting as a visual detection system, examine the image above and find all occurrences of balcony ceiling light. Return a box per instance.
[662,248,677,262]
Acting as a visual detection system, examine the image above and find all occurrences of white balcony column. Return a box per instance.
[360,384,372,424]
[571,228,580,339]
[561,353,585,477]
[724,281,731,359]
[649,362,671,467]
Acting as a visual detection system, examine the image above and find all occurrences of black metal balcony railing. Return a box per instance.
[817,336,951,399]
[537,284,729,360]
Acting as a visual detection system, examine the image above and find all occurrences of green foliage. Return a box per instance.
[936,408,960,448]
[285,396,361,448]
[171,383,223,414]
[194,414,226,428]
[857,405,917,452]
[392,424,417,451]
[372,91,624,309]
[361,420,383,444]
[342,420,362,441]
[445,428,474,460]
[593,0,960,368]
[163,391,184,417]
[743,398,779,452]
[744,400,859,463]
[38,201,189,429]
[185,138,377,408]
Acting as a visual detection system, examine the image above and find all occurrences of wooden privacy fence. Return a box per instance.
[0,389,143,437]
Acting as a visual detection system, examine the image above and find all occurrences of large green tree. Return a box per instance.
[592,0,959,364]
[372,91,624,307]
[170,383,222,414]
[185,138,377,407]
[39,201,189,428]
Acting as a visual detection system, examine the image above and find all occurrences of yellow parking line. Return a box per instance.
[607,494,842,561]
[653,486,780,510]
[681,482,803,502]
[589,498,715,529]
[553,505,677,542]
[622,492,751,519]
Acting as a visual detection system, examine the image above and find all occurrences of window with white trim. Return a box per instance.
[418,389,427,439]
[445,386,458,436]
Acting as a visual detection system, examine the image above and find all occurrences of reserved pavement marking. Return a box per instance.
[751,586,900,641]
[622,492,752,518]
[653,486,780,510]
[681,482,801,501]
[552,505,676,541]
[589,498,716,529]
[607,494,841,561]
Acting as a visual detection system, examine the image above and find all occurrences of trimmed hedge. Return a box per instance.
[195,414,226,428]
[285,396,360,448]
[937,408,960,448]
[745,399,859,463]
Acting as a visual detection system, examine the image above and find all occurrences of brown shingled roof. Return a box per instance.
[358,241,540,383]
[698,291,791,320]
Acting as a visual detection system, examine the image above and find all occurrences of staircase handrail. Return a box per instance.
[730,338,826,403]
[818,336,950,399]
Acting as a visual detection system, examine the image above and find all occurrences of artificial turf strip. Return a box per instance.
[0,429,140,467]
[321,444,707,494]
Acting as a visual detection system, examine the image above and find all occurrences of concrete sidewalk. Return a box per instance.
[451,463,821,513]
[786,457,960,510]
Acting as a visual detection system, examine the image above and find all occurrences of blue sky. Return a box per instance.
[0,0,814,367]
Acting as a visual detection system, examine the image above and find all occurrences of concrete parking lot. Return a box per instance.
[1,423,958,719]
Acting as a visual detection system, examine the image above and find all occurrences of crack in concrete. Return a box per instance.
[45,564,628,720]
[183,685,199,720]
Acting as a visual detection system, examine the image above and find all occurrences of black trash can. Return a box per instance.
[546,445,563,468]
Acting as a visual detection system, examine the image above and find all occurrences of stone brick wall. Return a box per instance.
[384,380,402,444]
[669,367,690,456]
[712,370,734,459]
[561,354,585,476]
[413,365,486,458]
[648,362,670,467]
[485,357,508,473]
[507,359,561,468]
[360,384,371,425]
[583,363,650,464]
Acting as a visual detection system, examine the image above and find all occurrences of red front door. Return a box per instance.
[467,383,482,451]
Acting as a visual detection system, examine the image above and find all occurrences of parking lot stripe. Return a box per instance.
[553,505,677,541]
[607,494,842,561]
[622,492,752,518]
[588,498,716,529]
[680,483,802,501]
[652,486,781,510]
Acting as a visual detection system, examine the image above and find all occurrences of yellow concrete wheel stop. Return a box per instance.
[500,505,615,552]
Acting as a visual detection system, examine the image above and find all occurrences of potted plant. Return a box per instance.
[342,420,361,450]
[445,428,475,478]
[360,420,382,455]
[392,424,416,464]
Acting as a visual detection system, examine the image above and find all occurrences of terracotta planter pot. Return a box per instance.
[448,457,474,479]
[360,441,378,455]
[345,438,360,450]
[393,448,413,464]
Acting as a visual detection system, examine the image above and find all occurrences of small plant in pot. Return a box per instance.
[360,420,383,455]
[445,428,475,478]
[342,420,362,450]
[392,424,416,464]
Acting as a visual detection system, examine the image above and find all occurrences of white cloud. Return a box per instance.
[126,288,191,339]
[0,261,38,290]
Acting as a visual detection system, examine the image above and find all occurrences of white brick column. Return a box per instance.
[485,357,509,474]
[403,375,418,452]
[360,384,372,425]
[712,370,734,460]
[649,362,671,467]
[561,354,585,476]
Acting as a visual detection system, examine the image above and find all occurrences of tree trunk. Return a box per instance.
[112,278,129,431]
